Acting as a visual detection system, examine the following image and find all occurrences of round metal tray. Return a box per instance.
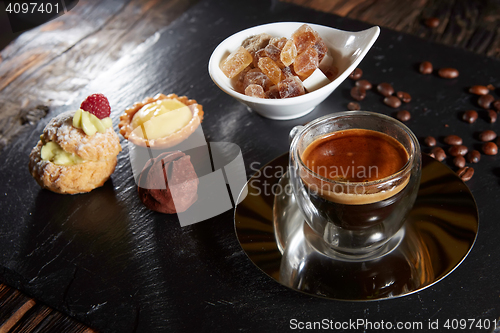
[234,153,478,301]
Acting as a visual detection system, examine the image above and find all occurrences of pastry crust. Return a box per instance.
[29,110,122,194]
[43,111,121,161]
[118,93,204,149]
[29,140,118,194]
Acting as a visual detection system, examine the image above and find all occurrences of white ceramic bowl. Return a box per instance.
[208,22,380,120]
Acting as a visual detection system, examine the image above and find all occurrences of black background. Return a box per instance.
[0,0,499,332]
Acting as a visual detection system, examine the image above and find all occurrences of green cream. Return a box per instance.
[41,142,84,166]
[73,108,113,136]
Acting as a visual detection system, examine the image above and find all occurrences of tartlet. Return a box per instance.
[29,94,121,194]
[119,93,204,148]
[29,111,121,194]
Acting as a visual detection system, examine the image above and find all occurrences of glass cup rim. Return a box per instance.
[292,111,419,186]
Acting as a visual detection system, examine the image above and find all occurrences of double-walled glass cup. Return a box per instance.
[289,111,421,258]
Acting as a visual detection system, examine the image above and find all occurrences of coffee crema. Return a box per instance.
[300,129,410,205]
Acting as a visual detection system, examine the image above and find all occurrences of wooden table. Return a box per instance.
[1,0,499,331]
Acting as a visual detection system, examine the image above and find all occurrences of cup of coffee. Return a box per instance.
[289,111,421,258]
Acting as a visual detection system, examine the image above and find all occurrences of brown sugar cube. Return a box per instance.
[264,44,283,65]
[233,67,252,93]
[292,24,317,53]
[258,57,283,85]
[321,65,338,81]
[281,66,295,78]
[266,85,280,99]
[280,39,298,67]
[278,76,305,99]
[312,37,328,63]
[243,70,272,91]
[245,84,266,98]
[220,46,253,78]
[241,33,272,55]
[293,47,319,78]
[269,37,288,50]
[252,48,267,68]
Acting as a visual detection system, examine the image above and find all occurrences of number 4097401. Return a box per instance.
[5,2,60,14]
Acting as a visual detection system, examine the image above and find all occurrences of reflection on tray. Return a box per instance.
[235,153,478,301]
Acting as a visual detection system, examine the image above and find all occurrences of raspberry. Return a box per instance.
[80,93,111,119]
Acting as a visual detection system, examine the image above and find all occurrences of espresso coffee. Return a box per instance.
[302,129,408,183]
[300,129,411,230]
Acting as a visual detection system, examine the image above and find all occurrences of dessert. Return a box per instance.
[137,151,199,214]
[220,24,338,99]
[29,94,121,194]
[119,93,203,149]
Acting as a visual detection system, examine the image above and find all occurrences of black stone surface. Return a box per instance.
[1,0,499,331]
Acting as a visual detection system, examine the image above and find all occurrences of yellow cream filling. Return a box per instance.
[41,142,84,166]
[130,99,192,140]
[73,109,113,136]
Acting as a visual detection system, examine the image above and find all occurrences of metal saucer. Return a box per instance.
[234,153,478,301]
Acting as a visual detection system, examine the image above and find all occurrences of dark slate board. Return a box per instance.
[1,0,500,332]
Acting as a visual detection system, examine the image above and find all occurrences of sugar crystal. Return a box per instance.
[266,85,280,99]
[258,57,283,85]
[280,39,297,66]
[264,44,283,65]
[252,48,267,68]
[245,84,266,98]
[221,46,253,78]
[242,33,272,55]
[293,47,319,78]
[269,37,288,50]
[243,70,272,91]
[278,76,305,98]
[292,24,317,53]
[313,37,328,63]
[321,65,339,81]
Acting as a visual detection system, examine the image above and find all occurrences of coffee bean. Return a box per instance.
[487,84,495,90]
[482,142,498,155]
[478,94,495,109]
[466,150,481,163]
[349,68,363,80]
[457,166,474,182]
[355,79,372,90]
[425,17,440,28]
[448,145,468,156]
[350,86,366,101]
[493,100,500,112]
[479,130,497,142]
[396,110,411,122]
[443,135,462,145]
[469,85,489,95]
[438,68,459,79]
[487,109,497,123]
[453,156,466,168]
[424,136,437,147]
[377,83,395,97]
[427,152,436,158]
[384,96,402,108]
[396,91,411,103]
[431,147,446,161]
[419,61,433,74]
[462,110,478,123]
[347,102,360,111]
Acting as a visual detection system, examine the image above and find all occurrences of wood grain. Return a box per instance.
[0,284,95,332]
[0,0,199,153]
[284,0,500,57]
